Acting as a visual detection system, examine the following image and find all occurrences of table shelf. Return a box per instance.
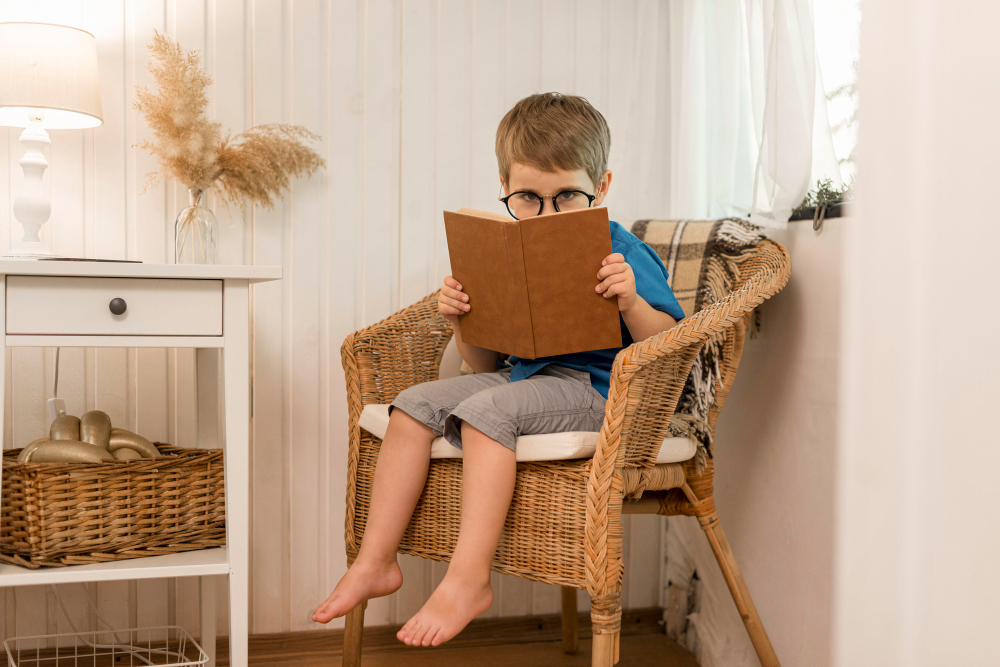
[0,548,229,587]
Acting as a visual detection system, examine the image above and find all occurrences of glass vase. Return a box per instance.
[175,188,217,264]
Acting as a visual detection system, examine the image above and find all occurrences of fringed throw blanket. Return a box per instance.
[631,218,767,471]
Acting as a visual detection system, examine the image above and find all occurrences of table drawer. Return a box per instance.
[6,276,223,336]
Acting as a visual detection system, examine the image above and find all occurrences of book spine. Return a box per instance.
[503,222,535,358]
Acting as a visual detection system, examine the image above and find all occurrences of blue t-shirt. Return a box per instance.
[497,220,685,399]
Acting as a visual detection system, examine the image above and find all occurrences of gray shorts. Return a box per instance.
[388,365,607,452]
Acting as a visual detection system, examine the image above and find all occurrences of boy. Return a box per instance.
[312,93,685,647]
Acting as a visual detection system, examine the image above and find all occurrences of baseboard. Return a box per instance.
[216,606,664,665]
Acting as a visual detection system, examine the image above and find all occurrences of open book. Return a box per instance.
[443,206,623,358]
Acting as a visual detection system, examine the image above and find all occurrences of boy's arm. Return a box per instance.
[620,296,677,342]
[597,245,681,342]
[439,274,501,373]
[445,313,502,373]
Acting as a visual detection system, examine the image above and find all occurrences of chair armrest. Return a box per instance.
[341,288,454,413]
[341,289,453,556]
[584,238,790,596]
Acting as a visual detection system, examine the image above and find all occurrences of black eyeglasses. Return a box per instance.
[498,188,597,220]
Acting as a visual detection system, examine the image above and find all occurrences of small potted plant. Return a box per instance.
[134,32,324,263]
[790,178,854,231]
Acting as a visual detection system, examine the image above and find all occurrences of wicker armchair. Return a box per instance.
[339,225,791,667]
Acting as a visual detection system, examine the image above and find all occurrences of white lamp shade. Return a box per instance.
[0,22,103,129]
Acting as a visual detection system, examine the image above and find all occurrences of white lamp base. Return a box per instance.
[2,242,55,259]
[6,119,55,258]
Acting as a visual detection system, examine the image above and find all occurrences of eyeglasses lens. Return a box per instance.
[554,191,590,211]
[507,191,590,218]
[507,193,541,219]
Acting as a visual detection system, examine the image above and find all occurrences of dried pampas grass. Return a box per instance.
[134,31,323,209]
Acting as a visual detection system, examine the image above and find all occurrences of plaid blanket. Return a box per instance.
[632,218,767,470]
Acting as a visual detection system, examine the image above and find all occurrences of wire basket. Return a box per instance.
[4,625,207,667]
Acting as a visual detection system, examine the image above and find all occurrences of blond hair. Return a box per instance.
[495,92,611,189]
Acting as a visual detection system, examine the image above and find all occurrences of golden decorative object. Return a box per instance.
[21,414,160,463]
[49,414,81,441]
[80,410,112,450]
[27,440,113,464]
[112,448,142,461]
[16,437,50,463]
[109,427,160,458]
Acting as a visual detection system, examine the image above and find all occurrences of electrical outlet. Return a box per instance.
[47,397,66,421]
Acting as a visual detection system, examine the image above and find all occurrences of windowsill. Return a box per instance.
[788,202,853,222]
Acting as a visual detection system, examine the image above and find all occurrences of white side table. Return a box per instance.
[0,261,280,667]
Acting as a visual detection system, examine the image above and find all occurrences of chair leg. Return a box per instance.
[591,632,615,667]
[342,601,366,667]
[701,515,781,667]
[590,592,620,667]
[613,630,620,664]
[561,586,578,654]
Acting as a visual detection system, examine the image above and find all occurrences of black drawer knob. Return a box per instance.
[109,298,127,315]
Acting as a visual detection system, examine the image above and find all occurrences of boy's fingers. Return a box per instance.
[597,262,629,280]
[442,286,468,301]
[600,253,625,266]
[440,296,470,312]
[444,276,462,290]
[596,272,630,293]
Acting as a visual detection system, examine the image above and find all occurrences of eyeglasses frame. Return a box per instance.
[497,188,598,220]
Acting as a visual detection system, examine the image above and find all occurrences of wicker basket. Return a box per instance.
[0,444,225,568]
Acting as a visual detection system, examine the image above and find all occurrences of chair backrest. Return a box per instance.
[627,218,768,316]
[628,218,771,466]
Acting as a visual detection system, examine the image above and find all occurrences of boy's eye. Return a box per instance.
[557,191,577,201]
[518,192,539,202]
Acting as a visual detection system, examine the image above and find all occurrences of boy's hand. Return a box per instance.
[439,276,471,321]
[596,253,638,312]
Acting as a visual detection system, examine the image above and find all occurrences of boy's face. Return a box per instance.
[501,163,613,217]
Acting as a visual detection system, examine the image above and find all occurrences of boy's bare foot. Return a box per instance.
[396,573,493,647]
[312,558,403,623]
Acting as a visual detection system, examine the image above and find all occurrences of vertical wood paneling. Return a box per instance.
[248,0,289,636]
[0,0,671,639]
[322,0,365,632]
[288,0,327,634]
[469,0,506,213]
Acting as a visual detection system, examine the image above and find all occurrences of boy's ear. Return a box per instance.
[499,175,508,197]
[594,170,613,206]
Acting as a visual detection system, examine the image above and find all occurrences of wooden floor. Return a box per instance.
[218,607,699,666]
[342,633,698,666]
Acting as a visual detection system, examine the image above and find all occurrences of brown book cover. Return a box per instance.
[443,206,623,358]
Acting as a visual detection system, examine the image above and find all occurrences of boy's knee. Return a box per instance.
[388,404,435,436]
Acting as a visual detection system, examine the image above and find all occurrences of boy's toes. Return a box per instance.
[397,617,418,644]
[312,596,345,623]
[407,618,431,646]
[421,624,440,647]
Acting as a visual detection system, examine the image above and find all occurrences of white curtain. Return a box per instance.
[668,0,840,229]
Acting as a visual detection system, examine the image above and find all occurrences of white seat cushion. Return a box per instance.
[358,403,697,464]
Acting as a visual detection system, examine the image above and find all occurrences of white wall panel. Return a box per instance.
[0,0,673,638]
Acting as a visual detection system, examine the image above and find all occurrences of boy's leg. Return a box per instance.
[397,419,516,647]
[313,370,512,623]
[396,364,605,646]
[311,408,433,622]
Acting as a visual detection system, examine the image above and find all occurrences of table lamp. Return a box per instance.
[0,22,103,257]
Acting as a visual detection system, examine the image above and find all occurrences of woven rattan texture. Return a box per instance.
[0,444,225,568]
[341,220,790,636]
